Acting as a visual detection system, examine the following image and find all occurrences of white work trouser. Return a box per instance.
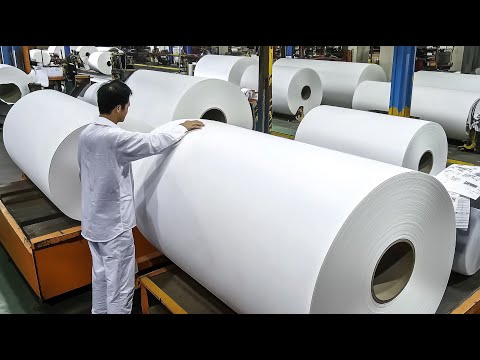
[87,229,136,314]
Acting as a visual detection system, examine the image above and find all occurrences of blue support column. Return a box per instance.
[11,46,24,69]
[64,46,71,57]
[184,46,192,54]
[286,46,293,57]
[389,46,416,117]
[1,46,13,65]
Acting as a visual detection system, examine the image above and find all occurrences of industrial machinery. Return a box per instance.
[225,46,255,56]
[51,53,91,97]
[67,51,84,69]
[459,98,480,153]
[122,46,151,63]
[111,51,136,81]
[151,48,171,65]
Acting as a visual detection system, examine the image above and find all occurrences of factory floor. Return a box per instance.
[1,119,480,314]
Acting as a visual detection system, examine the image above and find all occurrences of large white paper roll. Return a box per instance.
[87,51,112,75]
[415,70,480,92]
[295,106,447,175]
[75,46,97,59]
[96,46,122,53]
[352,81,480,141]
[3,90,98,220]
[133,119,455,313]
[453,207,480,275]
[80,81,153,133]
[0,64,31,104]
[29,49,51,66]
[75,46,98,69]
[274,58,387,108]
[47,46,66,59]
[240,65,323,116]
[194,55,258,86]
[81,82,102,106]
[121,70,253,132]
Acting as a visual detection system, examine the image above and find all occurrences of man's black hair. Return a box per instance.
[97,80,132,114]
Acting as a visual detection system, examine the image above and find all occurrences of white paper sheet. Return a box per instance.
[33,68,49,87]
[436,165,480,199]
[449,192,471,230]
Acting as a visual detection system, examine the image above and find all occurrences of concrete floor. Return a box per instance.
[2,117,480,314]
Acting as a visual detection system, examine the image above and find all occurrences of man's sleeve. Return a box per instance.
[115,124,188,164]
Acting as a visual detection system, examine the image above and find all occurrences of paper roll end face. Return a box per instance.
[401,121,447,175]
[49,126,87,221]
[175,78,253,130]
[4,91,97,221]
[309,172,455,313]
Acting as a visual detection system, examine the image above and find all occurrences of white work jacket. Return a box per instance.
[78,116,187,242]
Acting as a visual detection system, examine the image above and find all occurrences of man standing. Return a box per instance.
[78,80,203,314]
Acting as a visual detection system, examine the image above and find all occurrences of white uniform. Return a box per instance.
[78,116,187,314]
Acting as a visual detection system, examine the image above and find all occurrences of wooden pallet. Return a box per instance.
[451,290,480,314]
[0,179,164,301]
[137,264,235,314]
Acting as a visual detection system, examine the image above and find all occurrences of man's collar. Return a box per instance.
[94,116,119,128]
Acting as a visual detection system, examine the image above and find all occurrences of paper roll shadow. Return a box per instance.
[453,207,480,276]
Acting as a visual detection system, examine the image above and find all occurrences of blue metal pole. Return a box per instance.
[64,46,71,57]
[389,46,416,117]
[286,46,293,57]
[184,46,192,54]
[1,46,13,65]
[11,46,24,69]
